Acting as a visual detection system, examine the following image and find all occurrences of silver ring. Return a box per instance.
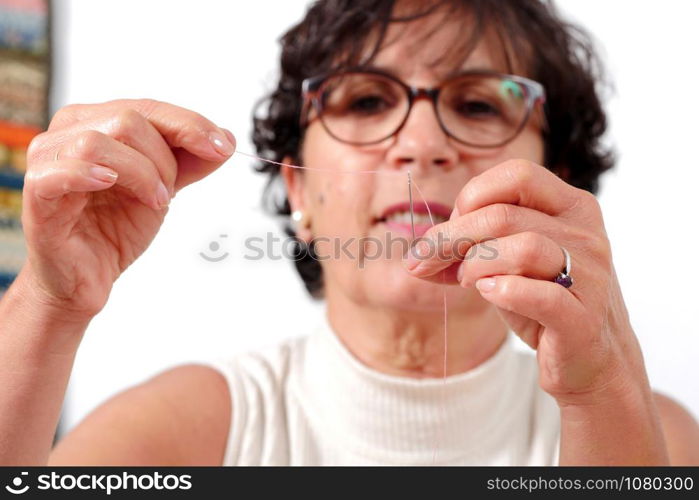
[554,246,573,288]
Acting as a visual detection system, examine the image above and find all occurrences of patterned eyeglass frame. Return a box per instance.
[300,67,547,148]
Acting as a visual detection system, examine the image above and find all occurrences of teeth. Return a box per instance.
[384,211,446,225]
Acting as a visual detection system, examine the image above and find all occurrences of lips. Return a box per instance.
[375,201,453,237]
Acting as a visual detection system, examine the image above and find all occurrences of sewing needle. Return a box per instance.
[408,170,415,240]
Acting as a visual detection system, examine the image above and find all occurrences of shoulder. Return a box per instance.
[50,364,230,465]
[201,335,311,465]
[50,336,311,466]
[206,335,309,392]
[202,335,310,421]
[652,391,699,465]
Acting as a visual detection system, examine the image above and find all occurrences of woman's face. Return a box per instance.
[284,13,545,313]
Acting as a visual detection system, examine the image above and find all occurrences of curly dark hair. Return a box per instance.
[251,0,615,298]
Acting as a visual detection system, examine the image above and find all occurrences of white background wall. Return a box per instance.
[51,0,698,433]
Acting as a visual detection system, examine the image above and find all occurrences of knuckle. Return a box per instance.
[26,132,49,163]
[23,164,59,198]
[428,223,452,255]
[178,104,215,132]
[181,111,213,139]
[110,108,145,141]
[22,169,39,195]
[579,188,599,208]
[186,108,211,128]
[573,188,602,216]
[485,203,518,234]
[135,98,162,114]
[455,184,474,216]
[72,130,105,161]
[504,159,537,186]
[588,233,611,263]
[50,103,82,125]
[515,231,545,269]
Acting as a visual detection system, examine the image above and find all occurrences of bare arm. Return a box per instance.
[0,98,234,465]
[559,385,699,466]
[0,266,88,465]
[49,364,230,466]
[558,374,670,465]
[0,272,231,465]
[654,392,699,465]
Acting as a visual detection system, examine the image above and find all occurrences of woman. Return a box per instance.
[1,0,698,465]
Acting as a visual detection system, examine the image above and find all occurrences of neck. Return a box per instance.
[325,284,508,379]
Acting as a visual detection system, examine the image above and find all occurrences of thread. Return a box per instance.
[234,149,449,464]
[234,150,406,175]
[408,173,449,465]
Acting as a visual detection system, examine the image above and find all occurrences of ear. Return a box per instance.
[281,155,313,241]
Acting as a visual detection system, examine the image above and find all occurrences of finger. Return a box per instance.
[23,158,118,223]
[41,112,178,196]
[451,159,588,219]
[456,231,567,289]
[60,130,168,210]
[48,99,236,188]
[170,145,230,191]
[53,99,235,157]
[403,202,565,277]
[473,274,586,341]
[109,101,235,190]
[89,111,179,195]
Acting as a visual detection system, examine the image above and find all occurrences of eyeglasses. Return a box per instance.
[300,68,546,148]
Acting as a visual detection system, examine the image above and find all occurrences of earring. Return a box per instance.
[291,210,310,229]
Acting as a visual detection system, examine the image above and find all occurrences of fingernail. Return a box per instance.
[457,262,465,282]
[405,240,430,270]
[156,181,170,208]
[476,277,496,292]
[449,205,460,220]
[222,128,236,147]
[405,251,419,270]
[89,166,118,183]
[209,130,235,157]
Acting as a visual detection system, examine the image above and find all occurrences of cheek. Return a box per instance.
[301,125,379,232]
[308,176,344,207]
[459,130,545,175]
[310,177,373,232]
[505,129,545,165]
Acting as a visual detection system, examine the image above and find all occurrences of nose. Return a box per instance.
[385,96,458,172]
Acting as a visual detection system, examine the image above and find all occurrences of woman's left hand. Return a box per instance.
[403,159,645,406]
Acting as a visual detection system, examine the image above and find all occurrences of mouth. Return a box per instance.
[374,201,452,237]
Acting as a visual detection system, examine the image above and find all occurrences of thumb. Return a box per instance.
[494,307,541,350]
[171,128,235,190]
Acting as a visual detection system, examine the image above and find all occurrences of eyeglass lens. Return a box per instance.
[316,72,532,147]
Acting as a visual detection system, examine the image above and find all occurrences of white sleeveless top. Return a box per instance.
[204,315,561,465]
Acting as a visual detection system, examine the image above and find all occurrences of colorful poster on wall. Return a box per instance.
[0,0,50,295]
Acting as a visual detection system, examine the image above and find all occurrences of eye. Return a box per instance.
[455,100,501,118]
[348,94,392,114]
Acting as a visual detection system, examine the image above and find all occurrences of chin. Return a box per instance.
[360,260,466,312]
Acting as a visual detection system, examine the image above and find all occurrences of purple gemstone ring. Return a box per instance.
[554,246,573,288]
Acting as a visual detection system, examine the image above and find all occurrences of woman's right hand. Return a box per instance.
[21,98,236,321]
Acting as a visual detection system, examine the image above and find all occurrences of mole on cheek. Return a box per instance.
[318,179,333,204]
